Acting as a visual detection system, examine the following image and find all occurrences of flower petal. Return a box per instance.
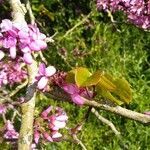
[0,50,5,60]
[52,131,62,139]
[62,84,79,95]
[52,120,66,129]
[41,106,52,118]
[37,76,48,90]
[34,130,40,144]
[0,19,12,32]
[10,46,16,59]
[38,63,46,75]
[23,53,33,64]
[71,94,85,105]
[43,132,53,142]
[56,115,68,121]
[45,66,56,77]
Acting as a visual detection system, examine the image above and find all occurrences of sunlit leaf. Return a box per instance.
[113,78,132,104]
[82,71,103,86]
[96,86,123,105]
[97,75,116,92]
[75,67,91,87]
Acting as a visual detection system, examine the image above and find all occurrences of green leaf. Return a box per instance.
[96,87,123,105]
[75,67,91,87]
[113,78,132,104]
[97,75,116,92]
[82,71,103,86]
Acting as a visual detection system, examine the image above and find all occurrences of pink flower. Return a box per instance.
[4,120,19,139]
[0,19,48,64]
[62,84,85,105]
[43,132,53,142]
[0,59,27,87]
[0,50,5,60]
[0,104,6,114]
[34,130,40,144]
[37,63,56,90]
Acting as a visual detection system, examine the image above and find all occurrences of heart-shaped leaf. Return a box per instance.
[96,86,123,105]
[97,75,116,92]
[113,78,132,104]
[82,71,103,86]
[75,67,91,87]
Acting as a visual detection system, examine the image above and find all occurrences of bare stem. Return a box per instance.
[9,79,28,97]
[91,108,120,136]
[84,99,150,124]
[73,134,87,150]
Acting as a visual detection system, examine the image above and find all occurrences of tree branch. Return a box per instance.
[9,1,38,150]
[84,99,150,125]
[47,86,150,125]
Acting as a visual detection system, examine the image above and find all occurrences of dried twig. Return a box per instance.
[60,12,92,40]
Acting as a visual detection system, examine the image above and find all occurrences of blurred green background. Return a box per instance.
[1,0,150,149]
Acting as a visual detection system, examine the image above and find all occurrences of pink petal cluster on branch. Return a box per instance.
[33,106,68,145]
[0,19,47,64]
[4,120,19,140]
[62,83,93,106]
[0,59,27,87]
[97,0,150,29]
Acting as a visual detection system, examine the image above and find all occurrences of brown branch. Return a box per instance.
[84,99,150,125]
[9,1,38,150]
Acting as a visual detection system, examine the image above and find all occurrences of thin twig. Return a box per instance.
[25,0,35,24]
[73,134,87,150]
[9,79,28,97]
[91,108,120,136]
[2,113,7,123]
[60,12,92,40]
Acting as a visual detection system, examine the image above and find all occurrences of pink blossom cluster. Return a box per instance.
[0,105,19,140]
[33,106,68,145]
[4,120,19,140]
[0,59,27,87]
[97,0,150,29]
[0,19,47,64]
[62,83,93,106]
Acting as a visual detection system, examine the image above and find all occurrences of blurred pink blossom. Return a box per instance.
[4,120,19,139]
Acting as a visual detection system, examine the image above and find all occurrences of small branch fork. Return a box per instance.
[91,108,120,136]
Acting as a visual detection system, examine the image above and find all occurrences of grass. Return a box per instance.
[41,2,150,149]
